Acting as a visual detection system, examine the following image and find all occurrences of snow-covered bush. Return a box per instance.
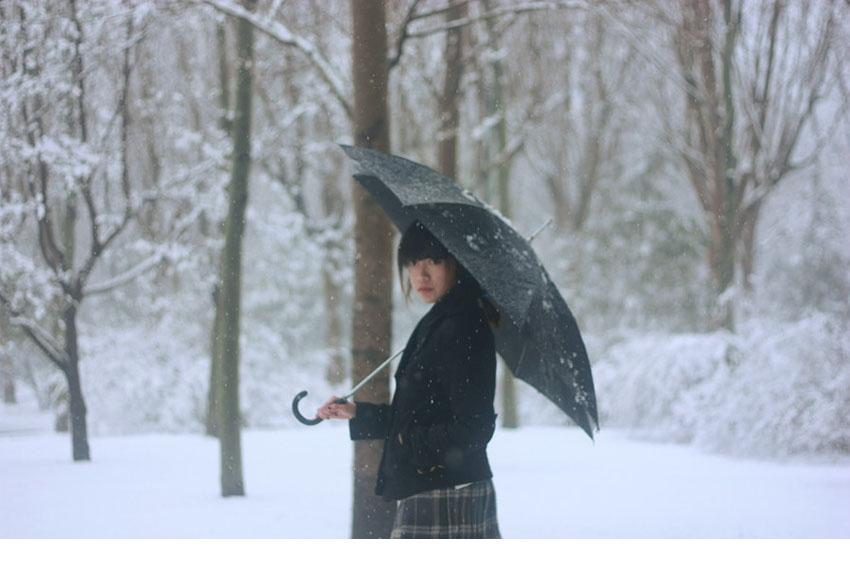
[593,331,736,442]
[81,317,209,435]
[695,314,850,456]
[79,309,331,434]
[595,312,850,457]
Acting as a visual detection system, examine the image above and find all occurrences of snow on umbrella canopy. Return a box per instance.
[341,144,599,439]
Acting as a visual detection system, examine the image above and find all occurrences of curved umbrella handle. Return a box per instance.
[291,348,405,427]
[291,390,323,426]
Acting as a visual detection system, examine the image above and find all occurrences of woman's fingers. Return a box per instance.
[315,396,353,420]
[316,397,338,419]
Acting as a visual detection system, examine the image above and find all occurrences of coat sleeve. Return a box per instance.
[399,313,497,469]
[349,401,391,441]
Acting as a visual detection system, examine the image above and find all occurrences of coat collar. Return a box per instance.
[425,277,481,319]
[396,279,482,375]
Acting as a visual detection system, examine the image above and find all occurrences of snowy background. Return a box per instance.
[2,0,849,538]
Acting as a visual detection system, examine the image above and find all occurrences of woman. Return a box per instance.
[317,221,501,539]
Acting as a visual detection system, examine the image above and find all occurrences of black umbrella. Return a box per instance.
[337,144,598,439]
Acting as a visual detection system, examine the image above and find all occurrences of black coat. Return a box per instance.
[349,280,498,501]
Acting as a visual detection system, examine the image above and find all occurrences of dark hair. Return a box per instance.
[397,221,450,271]
[397,222,500,326]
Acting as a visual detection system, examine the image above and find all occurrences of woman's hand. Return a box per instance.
[316,397,357,420]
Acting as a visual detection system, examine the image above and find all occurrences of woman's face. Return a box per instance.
[407,258,456,304]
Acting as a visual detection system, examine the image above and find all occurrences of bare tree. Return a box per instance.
[0,2,158,461]
[735,1,846,289]
[522,7,634,236]
[671,0,845,328]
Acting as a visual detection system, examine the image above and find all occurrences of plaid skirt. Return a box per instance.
[390,479,501,539]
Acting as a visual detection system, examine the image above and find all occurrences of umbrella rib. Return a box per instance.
[515,341,529,375]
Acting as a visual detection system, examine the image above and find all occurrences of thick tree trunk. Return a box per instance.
[437,2,466,178]
[216,0,255,498]
[63,304,90,461]
[350,0,395,540]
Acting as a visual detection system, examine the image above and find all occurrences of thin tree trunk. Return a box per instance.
[350,0,395,540]
[63,303,90,461]
[471,55,491,200]
[57,172,78,434]
[206,17,233,437]
[217,20,233,135]
[57,3,87,452]
[54,388,69,432]
[573,15,608,233]
[320,169,345,389]
[3,366,14,405]
[495,113,519,429]
[739,200,762,292]
[216,0,255,498]
[1,317,14,404]
[323,276,345,385]
[678,0,739,331]
[482,0,519,428]
[206,285,222,437]
[315,121,345,386]
[716,0,739,330]
[548,176,571,233]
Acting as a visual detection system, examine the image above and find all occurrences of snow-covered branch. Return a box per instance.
[10,315,68,368]
[198,0,352,119]
[0,292,68,370]
[83,252,166,296]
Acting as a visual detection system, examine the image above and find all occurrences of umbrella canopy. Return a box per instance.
[341,144,599,439]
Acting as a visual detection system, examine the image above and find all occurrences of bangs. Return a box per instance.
[398,222,449,266]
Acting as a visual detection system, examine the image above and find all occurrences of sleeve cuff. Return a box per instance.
[348,402,377,440]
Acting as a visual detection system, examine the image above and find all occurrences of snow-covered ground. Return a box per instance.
[2,403,849,538]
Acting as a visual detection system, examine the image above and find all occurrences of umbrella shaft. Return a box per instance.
[340,348,405,401]
[527,218,553,242]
